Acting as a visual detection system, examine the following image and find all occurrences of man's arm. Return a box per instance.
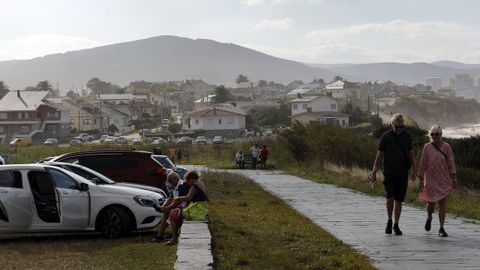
[369,150,384,182]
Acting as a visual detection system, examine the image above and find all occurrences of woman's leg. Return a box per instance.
[427,202,435,220]
[438,198,447,228]
[167,218,179,244]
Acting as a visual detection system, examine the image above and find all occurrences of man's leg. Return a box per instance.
[385,197,394,234]
[394,200,402,224]
[252,156,256,168]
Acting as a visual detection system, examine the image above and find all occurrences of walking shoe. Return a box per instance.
[438,227,448,237]
[425,218,432,231]
[393,224,403,235]
[385,219,393,234]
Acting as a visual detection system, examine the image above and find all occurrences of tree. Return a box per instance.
[333,75,344,82]
[0,81,9,99]
[235,74,249,84]
[258,80,267,88]
[36,80,53,91]
[87,77,123,94]
[168,123,182,134]
[249,103,291,128]
[212,85,233,104]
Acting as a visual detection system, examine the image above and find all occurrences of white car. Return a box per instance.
[0,164,164,238]
[0,154,5,165]
[195,136,207,144]
[213,136,224,144]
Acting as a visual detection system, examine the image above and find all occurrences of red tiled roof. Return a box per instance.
[187,107,245,117]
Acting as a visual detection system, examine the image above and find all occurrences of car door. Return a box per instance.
[0,170,32,228]
[47,168,90,228]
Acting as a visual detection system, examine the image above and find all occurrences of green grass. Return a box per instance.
[0,232,176,269]
[204,171,376,270]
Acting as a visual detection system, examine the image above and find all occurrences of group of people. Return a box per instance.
[235,144,269,169]
[152,170,207,246]
[369,113,457,237]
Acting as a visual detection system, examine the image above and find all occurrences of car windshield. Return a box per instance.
[55,164,115,184]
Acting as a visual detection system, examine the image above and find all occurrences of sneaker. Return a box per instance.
[385,219,393,234]
[393,224,403,236]
[425,218,432,231]
[439,227,448,237]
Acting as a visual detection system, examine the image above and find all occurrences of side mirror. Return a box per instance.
[79,183,89,191]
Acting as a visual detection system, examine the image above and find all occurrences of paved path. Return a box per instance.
[174,221,213,270]
[232,169,480,270]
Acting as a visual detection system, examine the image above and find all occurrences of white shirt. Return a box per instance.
[250,146,259,157]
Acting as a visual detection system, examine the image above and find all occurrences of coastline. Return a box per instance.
[442,123,480,139]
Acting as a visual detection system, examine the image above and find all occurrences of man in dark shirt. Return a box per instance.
[369,114,416,235]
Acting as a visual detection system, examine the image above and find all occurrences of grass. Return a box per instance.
[204,171,376,270]
[0,232,176,270]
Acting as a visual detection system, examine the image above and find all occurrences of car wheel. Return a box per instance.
[97,206,131,238]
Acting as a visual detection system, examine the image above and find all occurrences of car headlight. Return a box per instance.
[134,196,156,207]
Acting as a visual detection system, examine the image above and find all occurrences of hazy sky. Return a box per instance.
[1,0,480,64]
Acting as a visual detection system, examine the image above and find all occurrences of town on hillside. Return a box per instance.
[0,72,480,145]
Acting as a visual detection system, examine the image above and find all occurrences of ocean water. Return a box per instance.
[442,123,480,139]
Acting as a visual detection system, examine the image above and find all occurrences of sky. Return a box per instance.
[1,0,480,64]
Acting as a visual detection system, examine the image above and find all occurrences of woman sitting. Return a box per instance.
[163,170,207,246]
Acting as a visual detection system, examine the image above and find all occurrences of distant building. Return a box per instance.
[183,104,246,138]
[290,95,349,127]
[426,77,442,91]
[449,74,476,100]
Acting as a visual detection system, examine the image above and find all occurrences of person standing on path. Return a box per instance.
[259,145,269,169]
[169,146,177,163]
[417,125,456,237]
[369,114,417,236]
[250,144,260,169]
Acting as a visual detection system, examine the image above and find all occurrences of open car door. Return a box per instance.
[0,170,32,228]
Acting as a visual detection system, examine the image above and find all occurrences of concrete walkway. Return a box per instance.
[174,221,213,270]
[232,169,480,270]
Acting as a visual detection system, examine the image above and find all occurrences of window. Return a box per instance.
[227,118,234,125]
[195,119,199,125]
[0,112,7,119]
[83,119,92,125]
[70,119,74,125]
[303,104,307,110]
[0,171,22,188]
[49,169,78,189]
[218,118,222,124]
[293,104,298,110]
[21,112,28,119]
[47,112,59,119]
[330,104,337,110]
[0,126,4,133]
[20,126,29,133]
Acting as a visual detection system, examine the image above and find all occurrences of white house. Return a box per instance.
[287,83,323,100]
[325,80,346,99]
[291,95,338,116]
[290,95,349,127]
[183,104,246,138]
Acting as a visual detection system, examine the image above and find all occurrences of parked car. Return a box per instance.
[195,136,207,144]
[131,137,143,145]
[74,133,94,142]
[104,136,117,144]
[46,162,167,199]
[213,136,224,144]
[151,137,168,145]
[0,155,5,165]
[177,136,193,145]
[70,139,83,146]
[116,136,128,144]
[9,137,32,147]
[48,150,168,190]
[99,135,109,143]
[0,164,164,238]
[43,138,58,145]
[151,155,188,179]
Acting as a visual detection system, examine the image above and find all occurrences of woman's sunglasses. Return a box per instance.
[430,132,440,136]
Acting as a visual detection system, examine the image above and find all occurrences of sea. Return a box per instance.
[442,123,480,139]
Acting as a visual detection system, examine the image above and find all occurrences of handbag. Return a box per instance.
[182,201,208,221]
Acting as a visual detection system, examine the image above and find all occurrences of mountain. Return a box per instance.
[327,62,480,86]
[0,36,338,91]
[431,61,480,70]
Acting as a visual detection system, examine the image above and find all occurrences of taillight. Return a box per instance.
[156,167,166,175]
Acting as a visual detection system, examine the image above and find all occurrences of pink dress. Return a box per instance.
[418,142,456,203]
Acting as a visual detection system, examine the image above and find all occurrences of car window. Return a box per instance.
[152,156,174,169]
[65,166,113,184]
[48,169,78,189]
[0,171,22,188]
[122,155,156,172]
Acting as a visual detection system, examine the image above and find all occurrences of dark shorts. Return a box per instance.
[383,174,408,202]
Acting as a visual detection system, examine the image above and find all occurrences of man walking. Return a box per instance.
[369,114,416,235]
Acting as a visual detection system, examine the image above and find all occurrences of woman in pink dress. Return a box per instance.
[417,125,457,237]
